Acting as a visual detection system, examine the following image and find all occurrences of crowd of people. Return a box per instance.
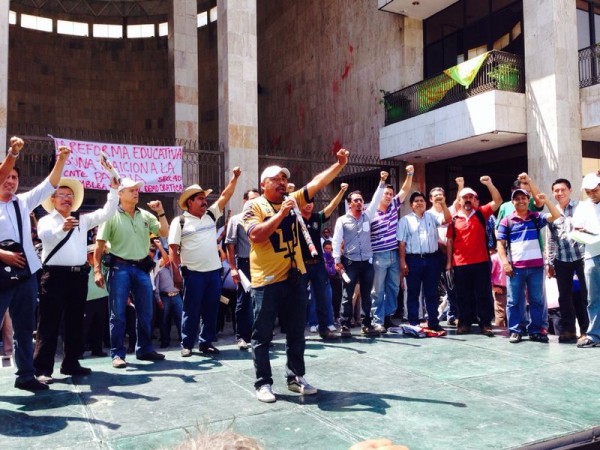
[1,138,600,405]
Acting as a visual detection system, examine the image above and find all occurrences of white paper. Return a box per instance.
[569,230,600,245]
[238,269,252,293]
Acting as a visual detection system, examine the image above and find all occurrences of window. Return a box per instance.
[21,13,52,32]
[9,10,16,25]
[197,11,208,28]
[209,6,218,22]
[158,22,168,36]
[57,20,89,37]
[127,24,155,38]
[93,24,123,38]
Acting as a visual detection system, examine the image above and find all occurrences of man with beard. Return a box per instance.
[446,176,502,336]
[169,167,241,357]
[0,143,70,391]
[243,149,348,403]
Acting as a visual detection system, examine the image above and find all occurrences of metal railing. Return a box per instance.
[382,50,525,125]
[579,44,600,88]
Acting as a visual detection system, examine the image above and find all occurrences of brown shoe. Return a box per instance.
[456,325,471,335]
[481,326,494,337]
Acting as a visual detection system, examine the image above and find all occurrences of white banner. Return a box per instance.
[52,137,184,193]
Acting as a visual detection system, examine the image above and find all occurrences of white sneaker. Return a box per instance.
[327,324,337,331]
[309,326,317,333]
[287,376,317,395]
[237,338,250,350]
[256,384,276,403]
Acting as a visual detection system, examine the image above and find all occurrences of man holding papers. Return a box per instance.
[573,171,600,348]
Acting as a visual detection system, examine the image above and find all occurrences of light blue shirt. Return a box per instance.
[396,210,441,255]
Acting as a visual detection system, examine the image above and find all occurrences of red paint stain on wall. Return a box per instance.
[341,63,351,80]
[286,82,292,97]
[298,104,305,131]
[349,44,354,53]
[332,80,339,93]
[331,140,343,155]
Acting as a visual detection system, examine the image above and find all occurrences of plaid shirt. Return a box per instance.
[546,200,584,264]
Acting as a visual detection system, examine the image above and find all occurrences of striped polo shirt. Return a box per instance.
[497,211,549,269]
[370,197,402,253]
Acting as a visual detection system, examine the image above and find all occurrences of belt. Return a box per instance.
[113,256,147,265]
[304,258,323,265]
[406,253,436,258]
[160,291,179,297]
[44,264,90,273]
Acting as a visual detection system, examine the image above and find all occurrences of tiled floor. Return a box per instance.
[0,325,599,449]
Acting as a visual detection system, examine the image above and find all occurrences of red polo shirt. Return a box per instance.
[446,203,493,267]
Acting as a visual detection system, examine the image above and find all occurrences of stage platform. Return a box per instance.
[1,324,599,449]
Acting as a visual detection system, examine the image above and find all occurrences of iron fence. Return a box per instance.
[579,44,600,88]
[382,50,525,126]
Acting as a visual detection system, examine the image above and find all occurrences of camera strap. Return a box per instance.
[43,227,75,265]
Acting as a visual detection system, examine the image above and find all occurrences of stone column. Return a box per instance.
[217,0,258,214]
[400,17,423,87]
[523,0,582,193]
[0,3,9,154]
[169,0,199,186]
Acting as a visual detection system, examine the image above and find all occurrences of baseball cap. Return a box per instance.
[459,187,478,197]
[118,177,144,192]
[260,166,290,183]
[582,172,600,190]
[511,188,530,200]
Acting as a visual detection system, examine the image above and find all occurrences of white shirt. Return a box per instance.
[168,203,222,272]
[38,188,119,266]
[572,198,600,258]
[0,178,56,274]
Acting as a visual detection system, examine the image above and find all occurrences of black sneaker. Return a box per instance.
[136,351,166,361]
[529,333,549,343]
[60,365,92,376]
[340,326,352,338]
[15,378,50,391]
[199,344,220,355]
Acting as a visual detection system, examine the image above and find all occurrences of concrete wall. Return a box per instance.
[257,0,411,158]
[8,26,171,137]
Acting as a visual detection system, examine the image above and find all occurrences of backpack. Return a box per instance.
[452,209,490,252]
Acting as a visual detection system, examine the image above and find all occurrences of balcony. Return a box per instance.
[380,50,527,162]
[382,50,525,126]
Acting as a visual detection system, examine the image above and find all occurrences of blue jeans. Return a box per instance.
[107,262,156,359]
[181,268,221,349]
[370,250,400,326]
[584,255,600,341]
[235,257,253,342]
[405,254,439,327]
[251,278,308,389]
[340,257,374,328]
[159,293,183,346]
[304,262,334,332]
[0,275,38,382]
[507,266,548,335]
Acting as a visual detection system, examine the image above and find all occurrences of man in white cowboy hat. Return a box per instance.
[94,177,169,369]
[169,167,241,357]
[243,148,349,403]
[33,172,119,385]
[0,143,70,391]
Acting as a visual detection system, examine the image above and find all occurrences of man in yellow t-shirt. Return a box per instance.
[243,148,349,403]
